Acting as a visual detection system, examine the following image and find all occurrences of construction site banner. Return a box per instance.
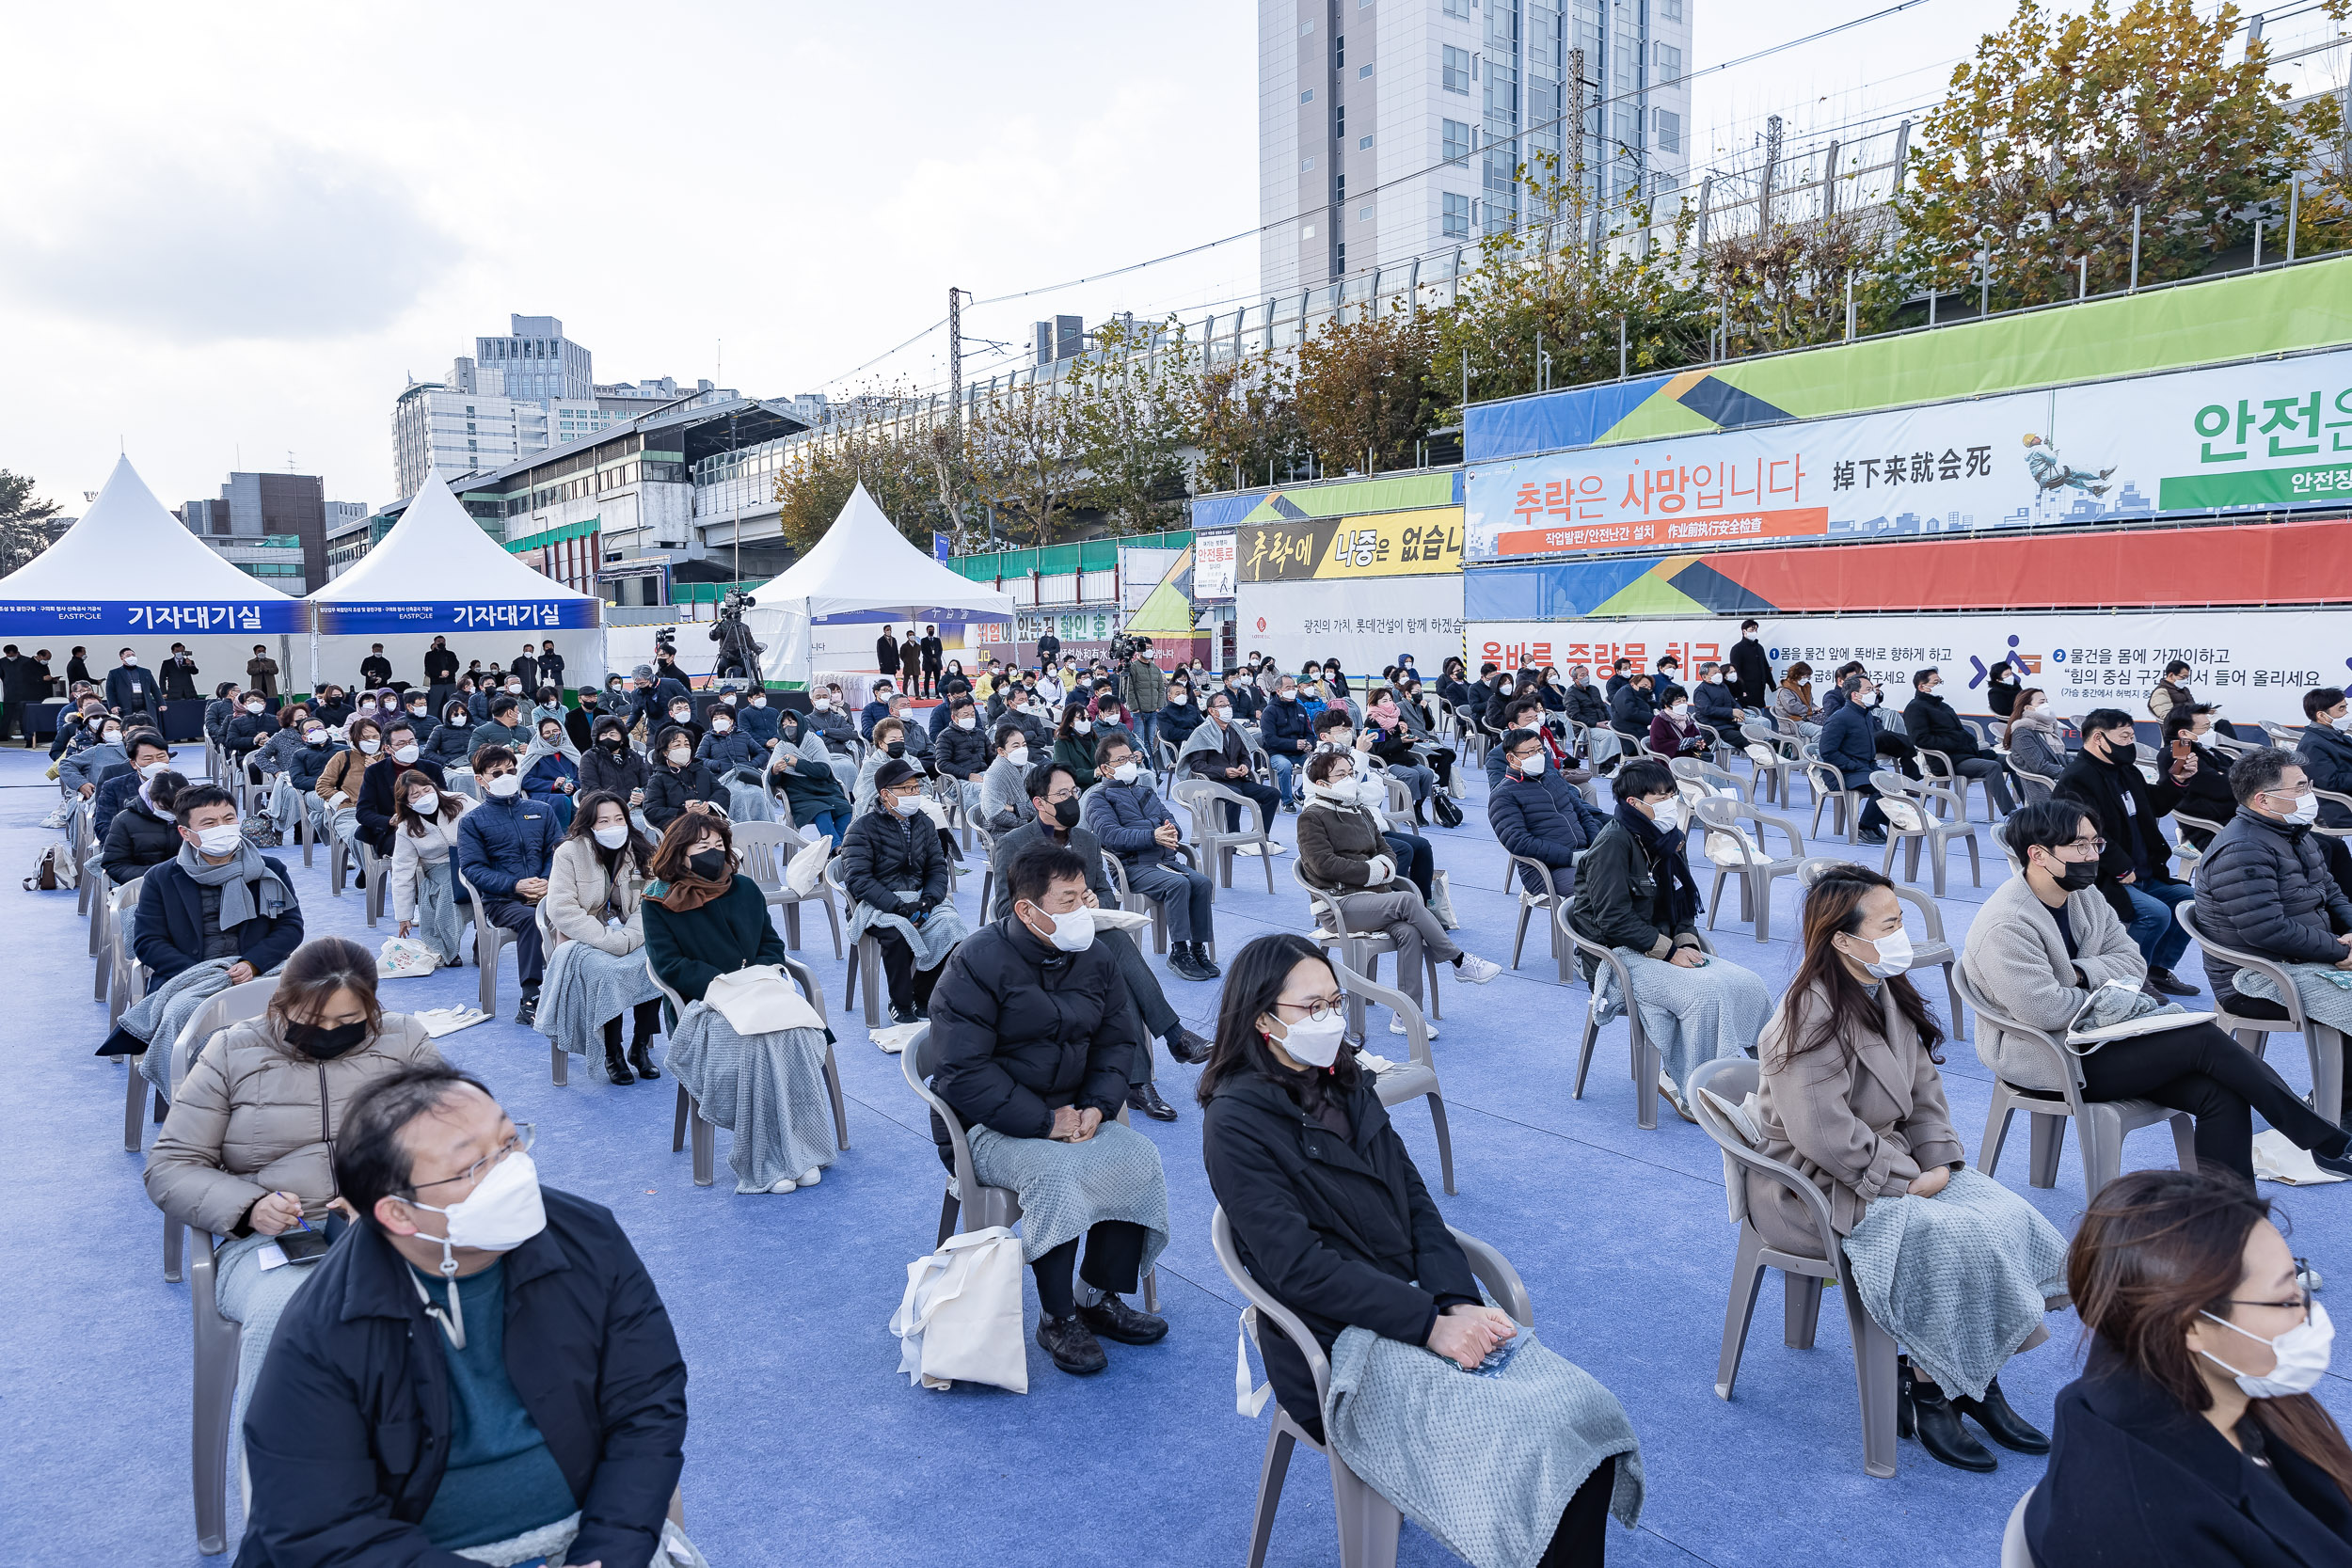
[1465,343,2352,562]
[1236,508,1465,582]
[1463,610,2352,728]
[1239,576,1465,676]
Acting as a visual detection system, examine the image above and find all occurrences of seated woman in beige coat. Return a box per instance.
[1294,749,1501,1038]
[1962,800,2352,1183]
[1751,863,2067,1476]
[535,789,666,1085]
[142,936,440,1469]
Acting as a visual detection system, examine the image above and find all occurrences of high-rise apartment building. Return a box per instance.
[1259,0,1692,294]
[179,472,361,594]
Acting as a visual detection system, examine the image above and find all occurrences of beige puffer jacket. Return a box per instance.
[143,1013,441,1234]
[544,834,646,956]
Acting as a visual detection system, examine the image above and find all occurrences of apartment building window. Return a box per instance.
[1442,44,1470,92]
[1359,63,1374,78]
[1442,192,1471,236]
[1300,88,1314,103]
[1301,155,1316,171]
[1335,243,1346,271]
[1442,119,1471,164]
[1335,103,1345,137]
[1658,0,1680,17]
[1655,41,1682,81]
[1334,35,1343,68]
[1359,205,1375,221]
[1359,134,1375,150]
[1654,107,1681,153]
[1443,0,1470,14]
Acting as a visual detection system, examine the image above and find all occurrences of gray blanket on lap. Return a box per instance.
[664,1001,837,1194]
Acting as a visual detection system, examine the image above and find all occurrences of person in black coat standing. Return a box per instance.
[2030,1167,2352,1568]
[875,624,901,680]
[237,1064,691,1568]
[161,643,202,701]
[917,624,944,697]
[1200,932,1633,1560]
[927,842,1169,1376]
[0,642,43,744]
[1728,619,1773,709]
[422,635,458,689]
[104,646,160,718]
[2055,706,2200,993]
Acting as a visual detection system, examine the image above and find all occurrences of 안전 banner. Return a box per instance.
[1464,344,2352,562]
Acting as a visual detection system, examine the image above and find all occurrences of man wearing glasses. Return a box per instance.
[1963,796,2352,1186]
[237,1065,694,1568]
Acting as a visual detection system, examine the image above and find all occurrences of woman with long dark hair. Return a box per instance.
[1753,863,2068,1473]
[1201,934,1642,1565]
[539,790,666,1084]
[2033,1168,2352,1562]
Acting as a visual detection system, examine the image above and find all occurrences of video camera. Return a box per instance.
[1108,629,1152,664]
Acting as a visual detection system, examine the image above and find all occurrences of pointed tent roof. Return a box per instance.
[0,455,309,635]
[749,483,1014,623]
[309,470,598,635]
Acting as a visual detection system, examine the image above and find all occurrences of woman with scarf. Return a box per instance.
[1361,686,1448,826]
[143,937,441,1479]
[643,813,840,1193]
[516,712,582,832]
[579,712,649,813]
[1086,688,1142,761]
[310,716,377,853]
[1647,689,1710,760]
[763,704,851,846]
[1565,758,1772,1121]
[1295,751,1501,1037]
[2003,687,2070,804]
[389,772,472,967]
[537,791,666,1085]
[1772,662,1821,739]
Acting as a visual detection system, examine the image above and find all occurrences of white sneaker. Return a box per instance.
[1390,1014,1440,1039]
[1452,953,1502,985]
[1659,1071,1696,1123]
[798,1166,823,1187]
[768,1176,800,1194]
[1234,842,1264,855]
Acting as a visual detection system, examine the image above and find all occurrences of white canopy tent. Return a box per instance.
[0,455,309,709]
[306,470,603,693]
[739,483,1014,683]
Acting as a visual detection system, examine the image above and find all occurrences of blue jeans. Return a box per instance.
[804,808,847,847]
[1269,751,1300,804]
[2122,877,2195,973]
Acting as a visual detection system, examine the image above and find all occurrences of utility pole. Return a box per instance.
[947,286,966,430]
[1759,116,1784,236]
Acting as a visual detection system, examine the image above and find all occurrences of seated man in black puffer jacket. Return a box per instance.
[1902,665,2014,816]
[926,842,1169,1377]
[2192,747,2352,1030]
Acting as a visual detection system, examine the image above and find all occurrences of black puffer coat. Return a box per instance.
[1608,682,1655,737]
[1202,1069,1477,1433]
[642,758,721,832]
[838,804,950,913]
[2190,809,2352,998]
[936,719,992,779]
[927,918,1138,1148]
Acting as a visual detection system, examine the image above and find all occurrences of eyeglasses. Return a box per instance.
[1274,996,1346,1022]
[408,1123,535,1193]
[2059,837,2106,854]
[2227,1259,2314,1323]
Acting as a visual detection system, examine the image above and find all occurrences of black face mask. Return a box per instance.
[1052,796,1082,829]
[885,741,906,757]
[2042,853,2101,891]
[287,1019,369,1060]
[687,849,729,881]
[599,736,625,752]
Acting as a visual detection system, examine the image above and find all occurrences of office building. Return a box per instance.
[179,472,362,594]
[1258,0,1693,294]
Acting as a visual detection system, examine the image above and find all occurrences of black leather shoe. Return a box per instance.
[1079,1294,1169,1345]
[603,1040,636,1085]
[1952,1378,2050,1454]
[1166,1026,1213,1065]
[1037,1312,1108,1374]
[2146,967,2201,998]
[1128,1082,1178,1122]
[628,1039,661,1081]
[1906,1368,1998,1472]
[515,991,540,1027]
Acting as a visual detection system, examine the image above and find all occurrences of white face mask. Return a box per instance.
[2200,1300,2334,1399]
[1851,927,1914,978]
[1112,760,1141,784]
[138,760,169,780]
[407,792,439,816]
[953,715,975,730]
[1209,707,1232,723]
[2285,791,2322,826]
[101,728,121,744]
[1856,689,1880,708]
[1321,771,1356,796]
[593,824,630,849]
[1649,798,1682,832]
[506,683,523,694]
[666,746,691,766]
[193,823,243,856]
[358,703,377,715]
[482,772,521,798]
[1269,1008,1347,1069]
[393,744,421,765]
[358,738,381,754]
[712,719,733,734]
[244,701,264,714]
[813,698,832,711]
[1004,746,1029,768]
[1329,730,1354,749]
[1516,751,1546,774]
[2334,713,2352,732]
[1073,718,1091,734]
[403,1148,549,1346]
[891,791,923,816]
[670,712,691,727]
[1026,903,1095,952]
[1669,704,1690,719]
[750,695,767,706]
[1705,673,1722,684]
[305,729,326,745]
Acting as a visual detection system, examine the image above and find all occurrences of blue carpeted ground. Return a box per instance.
[8,740,2352,1567]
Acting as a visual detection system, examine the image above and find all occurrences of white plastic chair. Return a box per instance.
[1329,956,1456,1194]
[2179,901,2345,1125]
[731,820,845,959]
[1174,777,1277,898]
[453,865,517,1015]
[646,954,849,1186]
[1561,908,1717,1131]
[1292,863,1442,1042]
[1692,797,1806,944]
[1869,769,1981,895]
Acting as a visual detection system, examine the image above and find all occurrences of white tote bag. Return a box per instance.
[784,834,830,896]
[890,1226,1029,1394]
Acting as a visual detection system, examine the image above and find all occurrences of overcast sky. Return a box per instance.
[2,0,2312,519]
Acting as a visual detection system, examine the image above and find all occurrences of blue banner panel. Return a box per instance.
[1465,374,1676,464]
[0,598,311,637]
[311,598,601,635]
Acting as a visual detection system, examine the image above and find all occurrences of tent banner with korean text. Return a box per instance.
[1465,609,2352,727]
[1463,344,2352,562]
[1236,508,1465,581]
[1239,575,1465,674]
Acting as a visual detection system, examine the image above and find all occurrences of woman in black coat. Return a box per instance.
[642,725,721,832]
[580,715,651,809]
[2033,1168,2352,1567]
[102,770,187,881]
[1201,933,1631,1563]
